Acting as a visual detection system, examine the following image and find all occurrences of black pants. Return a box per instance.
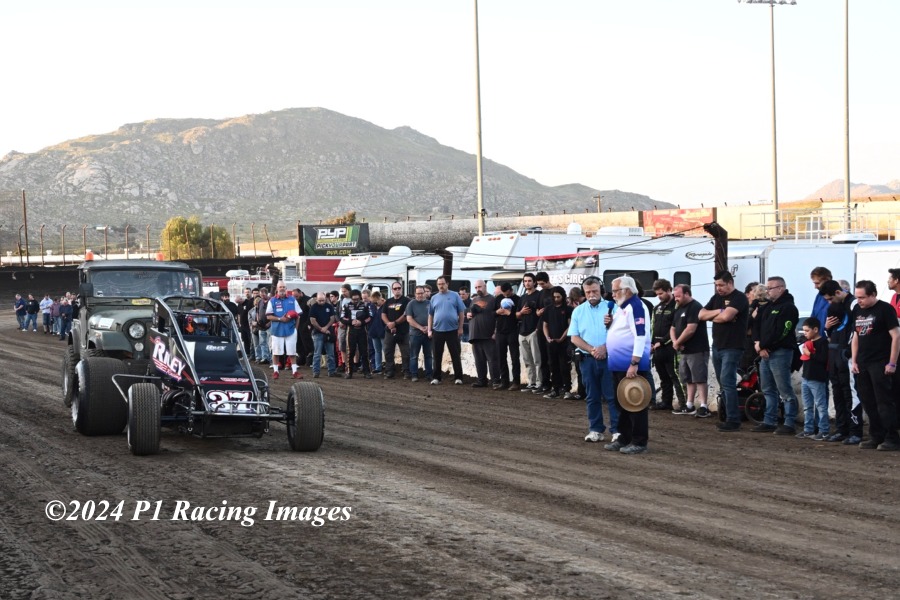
[573,351,585,397]
[547,340,571,392]
[432,330,463,381]
[471,339,499,385]
[346,329,370,375]
[855,362,899,444]
[495,331,521,386]
[383,330,409,378]
[612,371,651,447]
[298,322,313,365]
[537,333,550,389]
[653,345,685,408]
[829,346,863,437]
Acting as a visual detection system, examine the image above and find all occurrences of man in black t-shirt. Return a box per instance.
[382,284,411,379]
[517,273,543,392]
[534,272,554,393]
[699,271,749,431]
[671,284,710,417]
[850,280,900,450]
[651,279,686,412]
[542,286,572,399]
[494,283,521,390]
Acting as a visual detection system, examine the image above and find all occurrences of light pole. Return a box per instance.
[473,0,485,236]
[739,0,796,236]
[842,0,851,231]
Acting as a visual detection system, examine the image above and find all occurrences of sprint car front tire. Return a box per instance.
[72,357,128,436]
[287,382,324,452]
[128,383,161,456]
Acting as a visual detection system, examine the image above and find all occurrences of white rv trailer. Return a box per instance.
[520,228,717,303]
[855,240,900,292]
[726,234,875,318]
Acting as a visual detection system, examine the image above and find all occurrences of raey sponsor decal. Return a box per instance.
[131,298,152,305]
[151,336,185,381]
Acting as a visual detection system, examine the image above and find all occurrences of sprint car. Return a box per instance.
[97,295,325,455]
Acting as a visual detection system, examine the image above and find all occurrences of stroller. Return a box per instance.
[717,357,765,423]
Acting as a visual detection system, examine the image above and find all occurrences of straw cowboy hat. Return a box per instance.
[617,377,652,412]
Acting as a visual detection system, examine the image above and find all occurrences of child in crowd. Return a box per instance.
[798,317,830,440]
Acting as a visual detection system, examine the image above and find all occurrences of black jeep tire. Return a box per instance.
[62,346,78,408]
[85,348,107,358]
[72,357,128,436]
[744,391,767,425]
[128,383,161,456]
[287,382,324,452]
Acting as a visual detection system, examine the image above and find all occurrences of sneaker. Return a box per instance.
[454,379,463,385]
[313,372,320,379]
[508,384,521,392]
[717,421,741,432]
[292,371,302,379]
[563,392,576,400]
[843,435,862,445]
[796,431,815,439]
[521,384,535,392]
[774,425,796,436]
[603,441,622,452]
[364,373,373,379]
[812,432,828,441]
[584,431,604,443]
[531,387,544,395]
[471,382,488,388]
[673,405,695,415]
[272,371,279,380]
[751,423,777,433]
[825,433,845,443]
[493,383,508,391]
[543,390,559,399]
[877,440,900,451]
[327,372,338,377]
[859,439,879,450]
[695,406,711,418]
[573,394,583,400]
[619,444,647,455]
[344,373,352,379]
[430,379,440,385]
[410,376,419,382]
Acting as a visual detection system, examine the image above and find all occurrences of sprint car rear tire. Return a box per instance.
[287,382,324,452]
[128,383,161,456]
[72,357,128,436]
[251,365,268,386]
[62,346,78,408]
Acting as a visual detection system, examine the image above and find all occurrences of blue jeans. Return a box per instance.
[712,347,743,424]
[58,319,71,339]
[24,313,38,331]
[801,378,829,435]
[409,333,433,378]
[312,332,336,375]
[581,355,618,434]
[257,329,272,362]
[760,347,798,427]
[371,336,383,372]
[16,313,25,329]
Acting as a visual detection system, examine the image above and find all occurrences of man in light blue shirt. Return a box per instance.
[569,276,619,443]
[427,275,466,385]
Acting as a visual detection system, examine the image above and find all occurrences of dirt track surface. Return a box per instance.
[1,314,898,600]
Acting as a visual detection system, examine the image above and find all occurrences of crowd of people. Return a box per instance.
[13,292,75,340]
[14,265,900,455]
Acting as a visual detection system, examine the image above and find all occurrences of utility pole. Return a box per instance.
[22,190,30,266]
[593,194,602,213]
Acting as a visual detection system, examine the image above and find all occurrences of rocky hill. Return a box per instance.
[0,108,670,238]
[805,179,900,200]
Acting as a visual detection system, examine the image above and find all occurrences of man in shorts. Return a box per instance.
[671,284,711,417]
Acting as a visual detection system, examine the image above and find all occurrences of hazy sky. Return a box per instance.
[2,0,897,208]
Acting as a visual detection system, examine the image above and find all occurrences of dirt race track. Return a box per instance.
[1,313,898,600]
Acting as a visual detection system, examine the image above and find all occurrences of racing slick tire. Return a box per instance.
[72,357,128,436]
[62,345,78,408]
[128,383,161,456]
[287,382,324,452]
[251,365,269,386]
